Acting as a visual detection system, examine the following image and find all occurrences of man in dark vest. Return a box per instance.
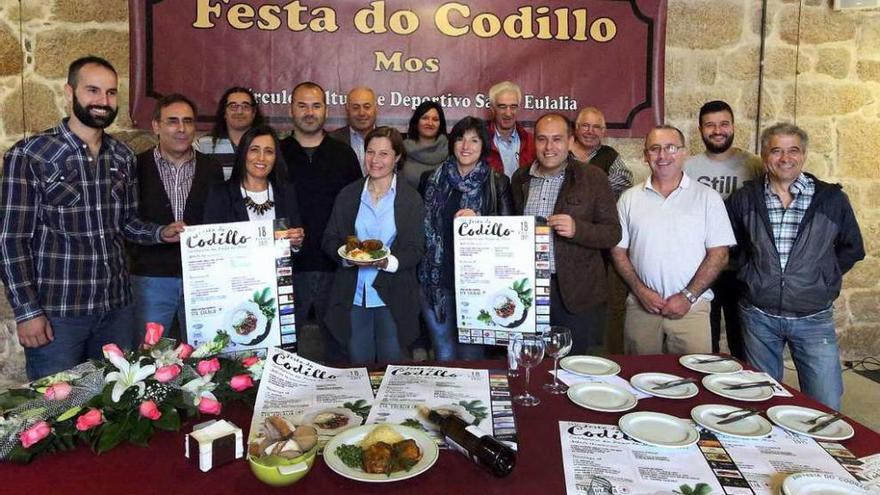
[570,107,633,199]
[130,94,223,345]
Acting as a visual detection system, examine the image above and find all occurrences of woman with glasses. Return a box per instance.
[322,127,425,363]
[419,117,514,361]
[402,101,449,189]
[195,86,265,180]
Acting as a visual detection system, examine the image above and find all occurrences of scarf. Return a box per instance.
[418,157,490,322]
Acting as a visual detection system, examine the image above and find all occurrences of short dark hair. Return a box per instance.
[292,82,326,103]
[447,116,490,162]
[535,112,573,137]
[230,124,288,186]
[364,126,407,170]
[210,86,265,142]
[760,122,809,154]
[647,124,687,147]
[152,93,198,122]
[698,100,734,126]
[67,56,116,87]
[407,101,448,141]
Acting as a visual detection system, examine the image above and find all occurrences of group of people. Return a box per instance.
[0,56,864,411]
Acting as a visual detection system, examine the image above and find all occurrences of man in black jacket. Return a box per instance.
[131,94,223,345]
[727,123,864,410]
[281,82,362,363]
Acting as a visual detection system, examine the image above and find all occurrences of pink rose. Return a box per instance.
[75,409,104,432]
[139,400,162,421]
[20,421,52,448]
[229,374,254,392]
[102,343,124,361]
[154,364,181,383]
[175,343,194,360]
[241,356,260,368]
[43,382,72,401]
[196,358,221,376]
[198,397,222,415]
[143,322,164,347]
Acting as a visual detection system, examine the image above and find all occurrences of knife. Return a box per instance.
[723,380,774,390]
[717,410,762,425]
[651,378,696,390]
[695,357,736,364]
[807,412,845,433]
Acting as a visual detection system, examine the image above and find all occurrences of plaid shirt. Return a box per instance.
[0,119,163,322]
[152,147,195,221]
[523,161,567,273]
[764,173,814,271]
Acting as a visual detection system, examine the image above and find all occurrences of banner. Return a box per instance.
[130,0,667,136]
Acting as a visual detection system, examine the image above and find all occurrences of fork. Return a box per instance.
[694,357,736,364]
[802,411,840,425]
[711,407,760,418]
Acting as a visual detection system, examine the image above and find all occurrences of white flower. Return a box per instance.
[149,347,183,367]
[104,357,156,403]
[190,332,230,359]
[181,374,217,406]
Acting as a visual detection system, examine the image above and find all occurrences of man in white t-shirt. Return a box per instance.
[684,100,762,359]
[611,125,736,355]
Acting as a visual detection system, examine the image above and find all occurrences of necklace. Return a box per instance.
[243,186,274,215]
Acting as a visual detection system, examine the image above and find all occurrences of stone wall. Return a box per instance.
[0,0,878,358]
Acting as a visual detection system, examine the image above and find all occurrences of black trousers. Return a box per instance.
[550,275,607,355]
[710,270,745,359]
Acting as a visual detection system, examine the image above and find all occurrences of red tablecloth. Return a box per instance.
[3,354,878,494]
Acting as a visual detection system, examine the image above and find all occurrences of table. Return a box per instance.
[3,354,878,494]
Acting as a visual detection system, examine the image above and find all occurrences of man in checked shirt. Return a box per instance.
[0,56,185,380]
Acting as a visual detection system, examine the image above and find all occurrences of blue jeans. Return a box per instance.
[419,288,484,362]
[349,306,401,363]
[131,275,185,347]
[25,306,135,380]
[739,303,843,410]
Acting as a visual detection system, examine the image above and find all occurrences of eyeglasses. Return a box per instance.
[160,117,195,128]
[646,144,685,156]
[226,102,254,112]
[578,123,605,132]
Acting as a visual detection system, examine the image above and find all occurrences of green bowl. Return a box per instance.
[248,445,319,487]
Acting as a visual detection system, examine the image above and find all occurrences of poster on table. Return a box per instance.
[181,220,285,354]
[453,216,549,346]
[366,365,517,448]
[250,348,374,445]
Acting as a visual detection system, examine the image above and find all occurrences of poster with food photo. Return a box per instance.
[181,220,281,353]
[453,216,542,345]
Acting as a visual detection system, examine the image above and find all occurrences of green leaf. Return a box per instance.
[154,406,181,431]
[129,418,153,447]
[694,483,713,495]
[96,422,127,454]
[261,287,271,301]
[56,406,83,423]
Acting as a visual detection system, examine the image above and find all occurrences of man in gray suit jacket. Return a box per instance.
[330,87,378,175]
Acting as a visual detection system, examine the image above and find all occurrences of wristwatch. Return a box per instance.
[680,288,698,304]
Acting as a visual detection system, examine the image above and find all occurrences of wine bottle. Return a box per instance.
[417,405,516,477]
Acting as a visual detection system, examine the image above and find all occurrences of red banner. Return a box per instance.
[130,0,666,136]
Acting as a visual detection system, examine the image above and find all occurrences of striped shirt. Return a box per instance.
[0,119,163,322]
[584,148,634,199]
[523,161,567,273]
[764,173,814,271]
[152,147,196,221]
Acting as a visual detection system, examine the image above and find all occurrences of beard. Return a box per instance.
[72,93,118,129]
[702,132,734,154]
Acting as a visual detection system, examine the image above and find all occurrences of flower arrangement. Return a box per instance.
[0,324,263,464]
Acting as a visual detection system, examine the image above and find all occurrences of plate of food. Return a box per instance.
[225,301,269,345]
[486,288,525,327]
[338,236,389,265]
[299,407,362,436]
[324,424,439,483]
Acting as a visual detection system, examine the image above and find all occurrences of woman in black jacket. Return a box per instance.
[322,127,425,363]
[202,125,304,247]
[418,117,514,361]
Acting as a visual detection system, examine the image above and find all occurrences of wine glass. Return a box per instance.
[506,336,519,378]
[511,334,545,407]
[542,326,573,394]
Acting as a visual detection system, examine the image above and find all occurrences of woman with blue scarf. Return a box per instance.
[418,117,514,361]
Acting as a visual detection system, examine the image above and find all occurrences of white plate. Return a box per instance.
[618,412,699,448]
[323,425,440,483]
[298,407,363,436]
[559,355,621,377]
[766,405,855,441]
[567,382,638,412]
[679,354,744,374]
[630,372,699,399]
[337,245,389,264]
[690,404,772,439]
[783,472,868,495]
[486,288,526,327]
[702,374,775,402]
[225,300,269,345]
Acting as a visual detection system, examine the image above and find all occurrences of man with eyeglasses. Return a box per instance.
[330,87,378,175]
[611,125,735,355]
[130,93,223,345]
[727,123,864,410]
[195,87,264,180]
[684,100,762,359]
[0,56,185,380]
[486,81,536,178]
[570,107,633,199]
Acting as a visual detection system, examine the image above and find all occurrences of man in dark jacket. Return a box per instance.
[131,94,223,345]
[511,113,621,354]
[727,123,864,410]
